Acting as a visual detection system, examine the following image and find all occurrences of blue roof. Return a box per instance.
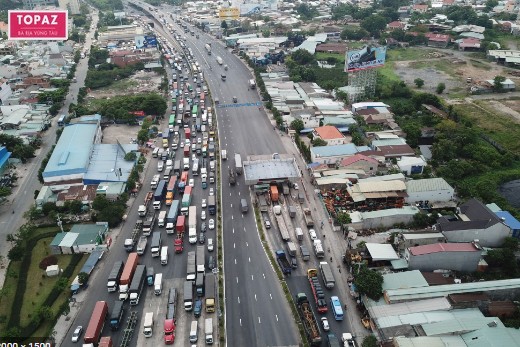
[0,147,12,169]
[42,123,98,179]
[495,211,520,230]
[80,250,104,275]
[311,143,360,157]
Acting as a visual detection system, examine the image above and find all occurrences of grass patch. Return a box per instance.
[409,59,456,76]
[315,52,345,64]
[387,47,439,61]
[378,62,401,83]
[0,261,22,330]
[469,59,489,69]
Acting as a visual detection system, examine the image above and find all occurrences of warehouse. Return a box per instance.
[405,178,455,204]
[49,223,109,254]
[405,243,482,273]
[349,206,420,230]
[243,156,300,185]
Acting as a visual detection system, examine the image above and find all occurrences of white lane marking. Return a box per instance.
[244,227,246,232]
[270,293,272,300]
[275,315,278,321]
[240,319,242,326]
[251,274,254,281]
[263,273,266,279]
[246,242,248,247]
[234,258,237,264]
[231,215,234,220]
[258,317,261,324]
[255,294,257,301]
[230,203,233,208]
[236,277,239,284]
[248,257,250,262]
[233,243,235,248]
[232,228,235,234]
[238,296,240,304]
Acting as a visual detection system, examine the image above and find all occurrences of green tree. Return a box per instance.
[65,200,83,214]
[221,20,228,30]
[362,335,378,347]
[354,265,384,300]
[78,272,90,285]
[485,0,498,11]
[436,82,446,94]
[336,212,351,225]
[341,26,369,40]
[493,75,505,92]
[311,138,328,147]
[290,119,304,133]
[296,3,319,20]
[414,78,425,88]
[291,49,316,65]
[360,15,389,37]
[125,152,137,161]
[92,195,110,211]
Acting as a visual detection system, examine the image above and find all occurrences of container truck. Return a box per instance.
[314,239,325,258]
[287,241,297,257]
[173,159,181,177]
[196,245,205,273]
[195,273,205,297]
[109,300,125,330]
[164,288,177,344]
[129,265,146,305]
[142,210,156,236]
[165,176,177,205]
[270,185,279,202]
[296,293,321,346]
[107,261,124,293]
[165,200,180,234]
[303,208,315,228]
[185,127,191,140]
[178,171,188,192]
[157,210,167,228]
[143,312,154,337]
[151,231,162,258]
[153,180,167,210]
[205,273,216,313]
[300,245,310,261]
[84,301,108,344]
[161,246,169,265]
[183,280,193,311]
[274,213,290,242]
[154,273,163,295]
[181,186,192,214]
[234,153,243,175]
[174,215,185,253]
[319,261,336,289]
[208,195,216,215]
[188,206,197,244]
[295,227,304,241]
[229,168,236,185]
[205,318,214,344]
[124,221,142,251]
[288,205,296,218]
[138,191,154,216]
[136,236,148,255]
[119,253,138,301]
[276,250,292,275]
[151,175,160,189]
[186,251,196,281]
[98,336,113,347]
[308,269,328,313]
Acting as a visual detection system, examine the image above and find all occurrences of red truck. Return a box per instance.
[185,127,191,139]
[98,336,113,347]
[84,301,108,344]
[174,215,185,253]
[183,144,190,157]
[119,252,138,301]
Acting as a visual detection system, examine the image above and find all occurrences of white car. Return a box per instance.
[189,178,194,187]
[321,317,330,332]
[209,188,214,196]
[202,199,207,208]
[197,137,202,144]
[201,210,206,220]
[309,229,317,240]
[71,326,83,343]
[209,218,215,230]
[293,183,299,190]
[207,238,214,251]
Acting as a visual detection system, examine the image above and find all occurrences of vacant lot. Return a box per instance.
[102,123,142,144]
[88,70,163,99]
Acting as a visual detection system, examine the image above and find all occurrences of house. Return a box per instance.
[493,210,520,239]
[397,156,427,175]
[311,143,369,164]
[457,37,481,51]
[387,21,406,30]
[339,154,378,175]
[405,178,454,204]
[424,33,451,48]
[485,78,516,91]
[412,4,429,13]
[312,125,346,146]
[315,43,348,54]
[436,198,511,247]
[405,242,482,272]
[292,108,320,130]
[349,206,420,230]
[49,223,109,254]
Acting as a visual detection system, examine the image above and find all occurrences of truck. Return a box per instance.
[165,176,177,206]
[174,215,185,253]
[186,251,196,281]
[158,210,167,228]
[205,273,216,313]
[181,186,193,214]
[295,227,304,241]
[84,301,108,344]
[308,269,328,313]
[124,221,141,251]
[147,266,154,286]
[274,213,290,242]
[165,200,180,234]
[188,206,197,244]
[205,318,214,344]
[142,210,156,236]
[296,293,321,346]
[151,231,162,258]
[314,239,325,258]
[276,250,292,275]
[161,246,168,265]
[249,79,256,89]
[143,312,154,337]
[153,180,167,210]
[136,236,148,255]
[258,194,268,212]
[129,265,146,305]
[185,127,191,140]
[107,261,124,293]
[287,241,297,257]
[154,273,163,295]
[221,149,227,160]
[183,280,193,311]
[164,288,177,344]
[173,159,181,177]
[196,246,205,273]
[216,56,223,65]
[228,168,236,185]
[270,185,279,202]
[208,195,216,215]
[98,336,113,347]
[319,262,336,289]
[119,253,138,301]
[303,208,315,228]
[288,205,296,218]
[109,300,125,330]
[195,273,204,297]
[234,153,243,175]
[205,43,211,55]
[138,191,154,216]
[342,333,357,347]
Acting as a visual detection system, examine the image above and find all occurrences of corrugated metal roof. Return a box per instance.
[311,143,359,157]
[393,336,466,347]
[359,173,406,182]
[356,180,406,193]
[50,232,66,247]
[377,308,483,329]
[366,243,399,261]
[409,243,479,256]
[59,232,79,248]
[382,270,429,291]
[462,326,520,347]
[422,317,503,336]
[368,297,451,318]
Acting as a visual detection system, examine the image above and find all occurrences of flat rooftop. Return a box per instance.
[243,158,300,184]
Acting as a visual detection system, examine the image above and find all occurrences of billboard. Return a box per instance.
[144,35,157,47]
[231,0,278,16]
[135,35,145,48]
[345,46,387,72]
[8,10,68,40]
[219,8,239,20]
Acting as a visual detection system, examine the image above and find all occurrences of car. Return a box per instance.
[209,218,215,230]
[189,178,194,187]
[201,199,207,208]
[232,96,238,103]
[71,326,83,343]
[264,219,271,229]
[207,238,214,251]
[321,317,330,332]
[199,232,206,244]
[293,183,299,190]
[201,210,206,220]
[197,137,202,144]
[309,229,317,240]
[192,138,197,145]
[201,221,207,232]
[185,139,191,146]
[208,255,215,270]
[209,188,214,196]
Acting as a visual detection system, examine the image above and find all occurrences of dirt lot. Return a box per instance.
[102,123,141,144]
[88,70,163,98]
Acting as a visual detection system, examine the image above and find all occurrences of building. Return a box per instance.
[98,25,145,44]
[0,78,13,105]
[424,33,451,48]
[397,156,427,175]
[0,147,12,176]
[436,199,511,247]
[405,242,482,272]
[311,143,370,164]
[349,206,420,230]
[312,126,346,146]
[485,78,516,91]
[398,232,446,251]
[291,108,320,129]
[493,210,520,239]
[338,154,378,175]
[243,156,300,185]
[412,4,429,13]
[49,223,109,254]
[22,0,56,9]
[405,178,455,204]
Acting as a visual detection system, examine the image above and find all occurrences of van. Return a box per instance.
[161,246,168,265]
[240,199,248,213]
[157,161,164,172]
[189,320,198,343]
[152,147,160,158]
[154,273,162,295]
[295,227,304,241]
[221,150,227,160]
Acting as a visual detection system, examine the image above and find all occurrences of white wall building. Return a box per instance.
[397,156,427,175]
[405,178,455,204]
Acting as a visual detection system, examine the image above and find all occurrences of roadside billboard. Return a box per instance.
[8,10,68,40]
[219,7,239,20]
[135,35,145,48]
[345,46,387,72]
[144,35,157,47]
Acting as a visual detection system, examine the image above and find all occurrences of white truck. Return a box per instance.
[188,206,197,244]
[143,312,154,337]
[136,236,148,255]
[205,318,214,344]
[249,79,256,89]
[161,246,169,265]
[157,210,167,227]
[154,273,163,295]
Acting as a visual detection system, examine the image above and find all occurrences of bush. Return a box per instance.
[38,255,58,270]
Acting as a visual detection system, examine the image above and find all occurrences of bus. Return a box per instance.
[330,296,344,321]
[191,105,198,118]
[57,114,66,126]
[169,114,176,128]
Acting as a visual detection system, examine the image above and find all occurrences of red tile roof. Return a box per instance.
[424,33,451,42]
[315,126,344,140]
[409,243,479,256]
[388,21,405,29]
[340,153,378,166]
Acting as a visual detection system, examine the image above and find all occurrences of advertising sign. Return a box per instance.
[135,35,146,49]
[345,46,387,72]
[8,10,68,40]
[219,8,239,20]
[144,35,157,47]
